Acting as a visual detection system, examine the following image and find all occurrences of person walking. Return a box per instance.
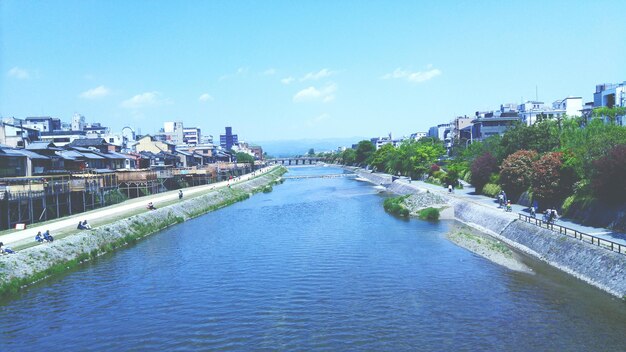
[179,190,183,200]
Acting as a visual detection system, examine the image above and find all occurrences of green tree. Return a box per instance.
[341,149,356,165]
[470,152,498,193]
[500,120,560,159]
[499,150,538,200]
[369,143,396,172]
[531,152,575,208]
[591,144,626,203]
[560,118,626,181]
[235,152,255,164]
[355,140,376,165]
[592,106,626,125]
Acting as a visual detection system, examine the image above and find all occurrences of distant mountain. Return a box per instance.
[253,137,367,157]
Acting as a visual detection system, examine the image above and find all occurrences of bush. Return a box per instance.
[430,164,440,173]
[432,170,445,181]
[442,169,459,187]
[418,207,440,221]
[471,152,498,192]
[482,183,502,197]
[383,195,410,217]
[591,144,626,203]
[499,150,538,201]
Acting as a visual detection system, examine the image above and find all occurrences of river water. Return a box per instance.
[1,166,625,351]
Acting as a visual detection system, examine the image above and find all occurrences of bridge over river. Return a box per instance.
[269,157,323,165]
[282,173,356,180]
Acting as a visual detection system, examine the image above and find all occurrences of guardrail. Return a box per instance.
[518,214,625,255]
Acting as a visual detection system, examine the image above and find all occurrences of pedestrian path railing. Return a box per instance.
[518,214,625,255]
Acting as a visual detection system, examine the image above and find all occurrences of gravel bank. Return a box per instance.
[447,227,533,273]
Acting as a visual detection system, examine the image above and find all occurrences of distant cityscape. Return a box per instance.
[343,80,625,153]
[0,113,263,177]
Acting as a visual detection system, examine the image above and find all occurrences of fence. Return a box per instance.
[518,214,625,255]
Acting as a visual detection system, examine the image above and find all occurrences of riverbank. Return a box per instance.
[447,225,532,273]
[0,166,286,296]
[344,166,626,299]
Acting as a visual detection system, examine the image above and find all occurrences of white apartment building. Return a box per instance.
[71,113,85,131]
[183,127,201,145]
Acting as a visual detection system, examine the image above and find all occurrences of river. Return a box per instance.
[1,166,625,351]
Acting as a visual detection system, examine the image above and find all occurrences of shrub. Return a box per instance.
[430,164,440,173]
[471,152,498,192]
[431,170,444,180]
[383,195,410,217]
[418,207,440,221]
[591,144,626,203]
[442,169,460,188]
[482,183,502,197]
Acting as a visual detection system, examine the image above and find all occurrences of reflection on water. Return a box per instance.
[1,166,625,351]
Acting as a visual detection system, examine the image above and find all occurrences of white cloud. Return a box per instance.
[199,93,213,102]
[301,68,335,81]
[121,92,171,109]
[79,85,110,99]
[220,67,249,81]
[7,67,30,80]
[293,84,337,103]
[307,113,331,126]
[281,76,295,85]
[262,68,276,76]
[382,66,442,83]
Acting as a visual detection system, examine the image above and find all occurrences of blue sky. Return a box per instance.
[1,0,625,142]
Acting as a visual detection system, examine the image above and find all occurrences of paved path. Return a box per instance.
[401,178,626,246]
[0,166,278,248]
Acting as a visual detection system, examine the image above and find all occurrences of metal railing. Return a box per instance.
[518,214,625,255]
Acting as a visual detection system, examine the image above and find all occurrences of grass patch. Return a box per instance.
[383,195,410,217]
[418,207,440,221]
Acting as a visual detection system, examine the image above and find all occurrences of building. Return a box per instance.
[594,81,626,108]
[71,113,85,131]
[164,121,184,145]
[68,138,119,153]
[23,116,61,133]
[84,122,109,137]
[370,134,403,150]
[248,144,263,160]
[183,127,201,145]
[39,130,87,147]
[428,123,452,149]
[0,122,39,148]
[135,135,177,155]
[551,97,583,117]
[450,116,473,142]
[409,132,428,141]
[471,111,520,141]
[220,127,238,150]
[517,101,551,126]
[201,134,214,144]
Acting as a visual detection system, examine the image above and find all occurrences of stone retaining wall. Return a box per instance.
[0,168,286,295]
[345,165,626,298]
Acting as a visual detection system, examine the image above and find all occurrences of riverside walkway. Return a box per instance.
[283,174,356,179]
[401,178,626,247]
[0,165,279,248]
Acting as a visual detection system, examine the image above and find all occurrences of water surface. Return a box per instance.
[1,166,625,351]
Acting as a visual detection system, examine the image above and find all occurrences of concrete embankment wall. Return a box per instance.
[0,168,285,295]
[344,166,626,298]
[352,168,393,186]
[453,199,626,298]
